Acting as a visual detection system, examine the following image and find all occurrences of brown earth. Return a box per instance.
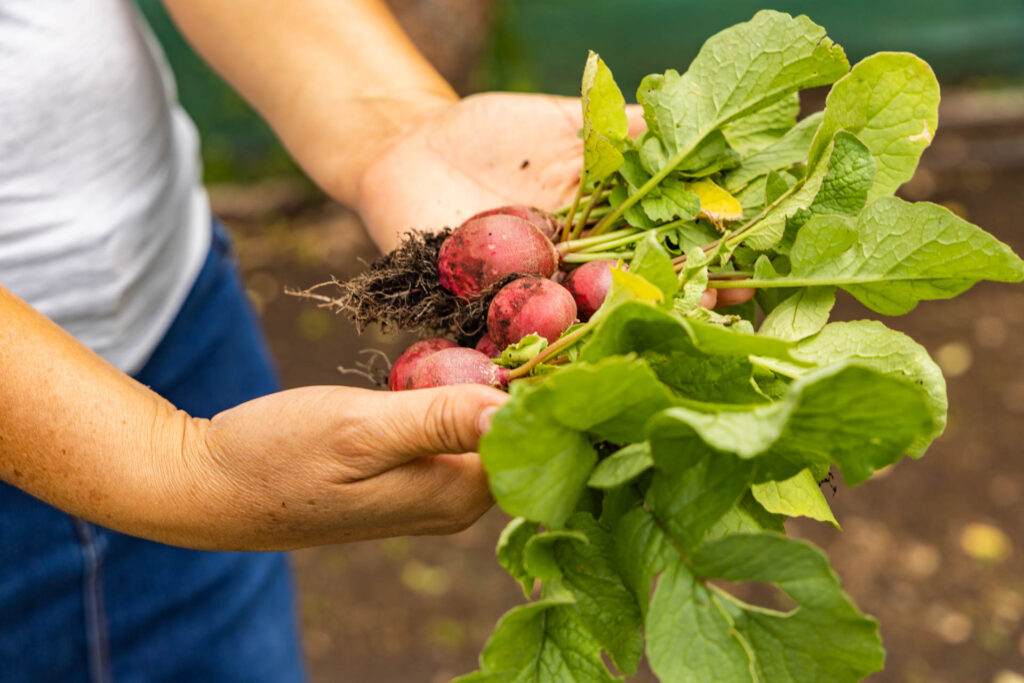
[215,94,1024,683]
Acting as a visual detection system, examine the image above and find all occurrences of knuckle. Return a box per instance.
[423,390,468,454]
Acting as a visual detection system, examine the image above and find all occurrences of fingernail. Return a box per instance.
[477,406,499,435]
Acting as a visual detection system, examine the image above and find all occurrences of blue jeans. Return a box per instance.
[0,222,306,682]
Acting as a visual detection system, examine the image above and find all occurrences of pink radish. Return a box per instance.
[487,278,577,348]
[475,334,502,359]
[563,260,617,321]
[467,206,560,241]
[406,347,510,389]
[388,337,457,391]
[437,215,559,300]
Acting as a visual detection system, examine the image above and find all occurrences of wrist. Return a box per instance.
[316,88,458,207]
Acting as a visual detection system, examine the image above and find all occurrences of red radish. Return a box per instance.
[563,260,617,321]
[468,206,560,241]
[475,334,502,359]
[406,347,510,389]
[487,278,577,348]
[437,215,559,300]
[388,337,457,391]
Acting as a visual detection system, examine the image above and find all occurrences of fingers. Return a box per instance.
[359,384,509,465]
[361,452,495,537]
[699,289,718,309]
[714,287,756,308]
[625,104,648,137]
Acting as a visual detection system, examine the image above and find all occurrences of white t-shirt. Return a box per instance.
[0,0,210,374]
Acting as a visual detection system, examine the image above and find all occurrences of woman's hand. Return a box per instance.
[0,284,506,552]
[190,384,507,551]
[354,93,651,252]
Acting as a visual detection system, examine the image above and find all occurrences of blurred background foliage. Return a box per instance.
[136,0,1024,183]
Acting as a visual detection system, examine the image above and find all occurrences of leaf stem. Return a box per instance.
[560,180,586,243]
[562,250,635,264]
[570,178,609,240]
[590,135,706,234]
[558,227,641,254]
[507,323,595,380]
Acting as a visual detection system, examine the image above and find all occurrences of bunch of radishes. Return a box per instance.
[389,206,614,391]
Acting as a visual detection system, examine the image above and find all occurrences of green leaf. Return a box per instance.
[674,247,710,315]
[791,320,948,457]
[645,350,768,405]
[705,491,787,540]
[482,357,676,525]
[646,555,756,682]
[630,232,679,305]
[788,198,1024,314]
[676,130,740,177]
[684,318,798,364]
[497,518,540,596]
[495,334,547,369]
[646,445,755,551]
[581,52,628,186]
[723,111,823,191]
[551,513,644,675]
[645,362,933,485]
[810,52,939,201]
[743,130,874,251]
[523,530,588,580]
[481,397,595,527]
[638,10,847,171]
[612,508,674,619]
[640,177,701,222]
[582,301,799,367]
[587,442,654,489]
[752,468,840,527]
[722,92,800,157]
[473,597,618,683]
[758,286,836,341]
[806,131,876,217]
[764,170,792,206]
[693,534,885,682]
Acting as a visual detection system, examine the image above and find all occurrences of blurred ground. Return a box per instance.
[213,89,1024,683]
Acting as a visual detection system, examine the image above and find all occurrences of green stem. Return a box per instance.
[560,181,586,243]
[707,270,753,279]
[707,277,816,288]
[570,178,609,240]
[558,227,641,254]
[579,221,686,254]
[590,135,707,234]
[508,323,595,380]
[562,250,635,264]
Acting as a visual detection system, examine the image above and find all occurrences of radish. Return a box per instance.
[388,337,457,391]
[406,347,510,389]
[475,334,502,359]
[467,206,560,241]
[437,215,559,300]
[563,260,617,321]
[487,278,578,348]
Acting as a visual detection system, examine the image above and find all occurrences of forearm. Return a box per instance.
[162,0,457,205]
[0,286,225,546]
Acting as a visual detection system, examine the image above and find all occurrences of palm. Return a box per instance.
[355,93,589,251]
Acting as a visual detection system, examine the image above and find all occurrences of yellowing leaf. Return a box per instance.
[687,180,744,227]
[610,268,663,305]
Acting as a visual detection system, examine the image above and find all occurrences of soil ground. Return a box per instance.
[215,96,1024,683]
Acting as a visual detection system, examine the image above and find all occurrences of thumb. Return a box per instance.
[374,385,509,461]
